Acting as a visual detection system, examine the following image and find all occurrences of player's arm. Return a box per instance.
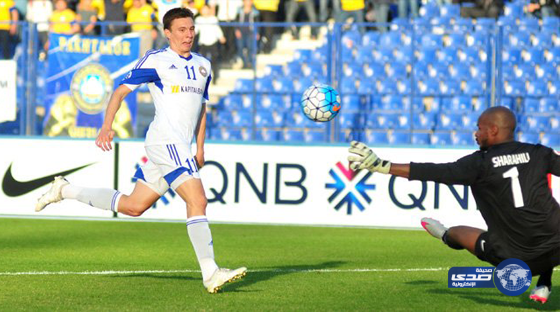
[348,141,479,185]
[194,102,207,168]
[96,85,133,151]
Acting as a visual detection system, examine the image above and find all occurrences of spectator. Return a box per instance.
[50,0,78,35]
[195,5,226,81]
[76,0,99,35]
[285,0,318,40]
[527,0,559,18]
[182,0,199,16]
[253,0,279,53]
[398,0,418,19]
[0,0,19,59]
[339,0,365,31]
[368,0,390,32]
[235,0,258,69]
[27,0,53,57]
[319,0,341,22]
[460,0,503,18]
[151,0,181,48]
[100,0,126,35]
[211,0,242,64]
[127,0,156,56]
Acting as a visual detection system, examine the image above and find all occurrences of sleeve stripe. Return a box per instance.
[133,48,165,69]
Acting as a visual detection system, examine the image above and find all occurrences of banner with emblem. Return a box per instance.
[43,33,141,138]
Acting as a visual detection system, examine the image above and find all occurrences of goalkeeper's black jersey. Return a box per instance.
[409,141,560,261]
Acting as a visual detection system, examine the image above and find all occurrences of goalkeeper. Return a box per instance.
[348,106,560,304]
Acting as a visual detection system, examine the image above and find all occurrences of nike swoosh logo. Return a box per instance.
[333,105,341,112]
[2,163,94,197]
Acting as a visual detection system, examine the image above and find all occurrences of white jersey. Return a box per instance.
[121,47,212,146]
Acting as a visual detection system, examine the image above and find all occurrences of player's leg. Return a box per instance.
[531,269,553,303]
[421,218,484,253]
[174,176,246,293]
[36,176,160,217]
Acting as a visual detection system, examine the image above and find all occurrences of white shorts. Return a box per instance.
[133,144,200,195]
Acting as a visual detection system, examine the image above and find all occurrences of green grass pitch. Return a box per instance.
[0,217,557,311]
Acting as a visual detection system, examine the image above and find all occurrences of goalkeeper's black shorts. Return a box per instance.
[474,232,560,276]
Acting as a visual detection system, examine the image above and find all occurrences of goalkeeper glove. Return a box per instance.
[347,141,391,174]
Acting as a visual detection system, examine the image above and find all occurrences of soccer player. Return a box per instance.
[35,7,246,294]
[348,106,560,304]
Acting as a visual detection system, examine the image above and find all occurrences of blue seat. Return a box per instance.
[220,128,246,141]
[377,79,397,94]
[255,111,274,127]
[363,130,389,144]
[505,31,531,47]
[504,3,523,18]
[273,77,294,93]
[417,47,438,64]
[380,31,403,47]
[265,64,284,77]
[458,46,482,63]
[475,18,495,32]
[540,97,558,113]
[339,129,362,143]
[256,77,274,92]
[523,98,540,114]
[443,96,473,112]
[453,18,473,32]
[389,131,412,144]
[543,17,560,29]
[413,96,440,112]
[412,112,436,130]
[472,97,487,112]
[513,63,536,80]
[255,128,280,142]
[498,16,518,33]
[497,97,515,110]
[339,112,359,129]
[550,115,560,132]
[374,47,394,63]
[396,79,412,95]
[342,95,362,112]
[363,62,385,78]
[440,79,461,95]
[452,131,474,145]
[293,77,314,93]
[517,132,540,144]
[340,78,358,93]
[412,132,430,145]
[449,63,471,80]
[436,112,464,130]
[413,61,430,79]
[302,62,325,78]
[294,49,312,62]
[431,131,453,145]
[394,47,413,63]
[535,63,556,80]
[358,79,376,95]
[421,34,443,48]
[257,94,284,110]
[231,111,252,127]
[374,113,400,129]
[282,129,305,142]
[379,95,406,111]
[343,62,363,77]
[503,80,526,97]
[502,47,522,65]
[286,61,304,77]
[527,80,548,97]
[548,81,560,97]
[386,62,408,79]
[356,49,374,64]
[234,79,253,92]
[342,30,362,48]
[440,4,460,17]
[533,31,553,48]
[521,47,544,65]
[419,3,440,19]
[221,94,243,110]
[464,79,486,96]
[541,133,560,147]
[519,17,540,32]
[304,130,326,143]
[438,47,458,64]
[462,112,479,131]
[520,115,550,132]
[417,79,440,96]
[362,31,381,47]
[466,31,487,47]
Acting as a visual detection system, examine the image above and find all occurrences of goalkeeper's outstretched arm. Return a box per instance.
[348,141,410,178]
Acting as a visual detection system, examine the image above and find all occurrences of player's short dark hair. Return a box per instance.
[163,8,194,31]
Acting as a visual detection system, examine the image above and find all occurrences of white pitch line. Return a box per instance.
[0,268,451,276]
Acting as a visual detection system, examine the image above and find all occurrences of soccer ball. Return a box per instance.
[300,84,341,122]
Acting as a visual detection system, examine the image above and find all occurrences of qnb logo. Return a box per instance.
[132,156,176,208]
[325,162,376,215]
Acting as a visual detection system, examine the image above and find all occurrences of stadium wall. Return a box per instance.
[3,138,560,229]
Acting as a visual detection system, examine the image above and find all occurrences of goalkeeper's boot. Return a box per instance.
[203,267,247,294]
[530,285,551,304]
[35,176,69,212]
[421,217,447,240]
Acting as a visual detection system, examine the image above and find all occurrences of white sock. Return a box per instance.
[62,184,122,213]
[187,216,219,281]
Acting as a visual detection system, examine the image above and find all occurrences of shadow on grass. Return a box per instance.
[427,288,560,311]
[111,261,345,294]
